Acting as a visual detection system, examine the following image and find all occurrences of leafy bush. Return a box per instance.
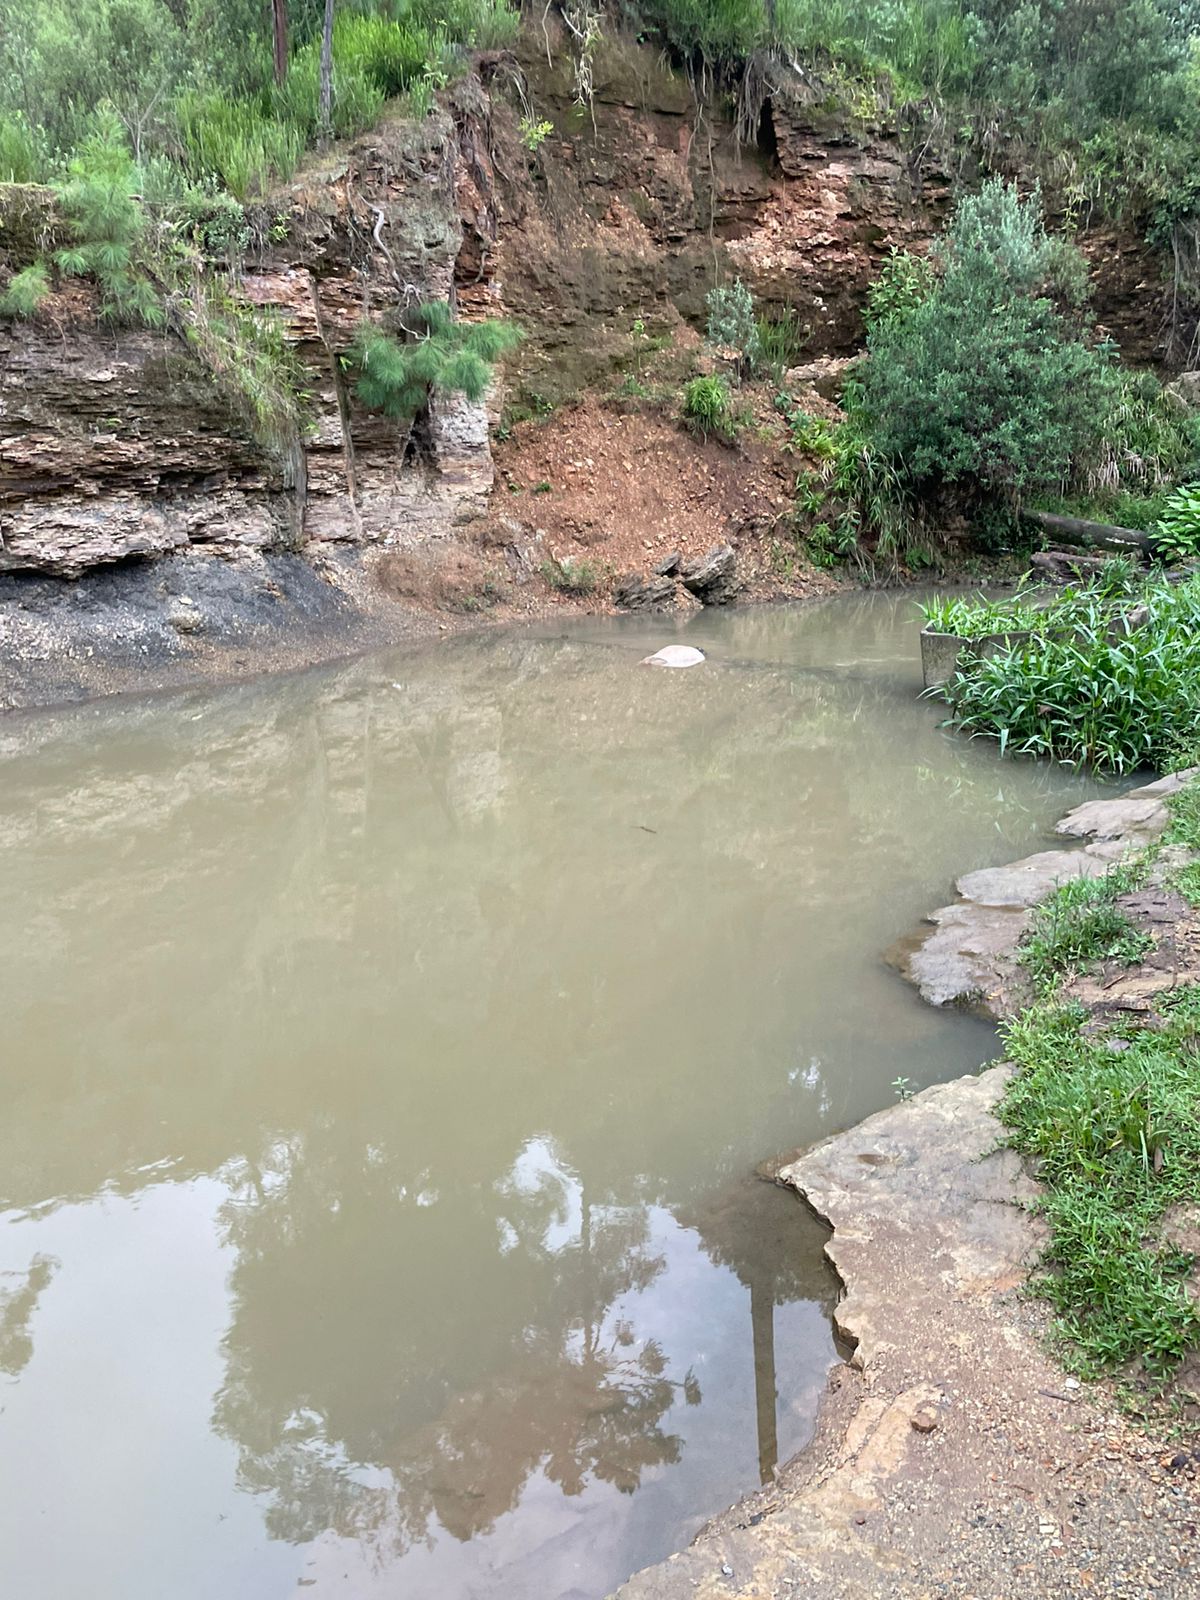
[704,280,760,373]
[1152,483,1200,563]
[863,246,935,332]
[682,373,731,439]
[348,302,521,419]
[941,573,1200,771]
[861,181,1109,498]
[0,262,51,318]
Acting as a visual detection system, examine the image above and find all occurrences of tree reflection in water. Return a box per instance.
[212,1137,702,1559]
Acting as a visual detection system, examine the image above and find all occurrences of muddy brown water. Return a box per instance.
[0,592,1110,1600]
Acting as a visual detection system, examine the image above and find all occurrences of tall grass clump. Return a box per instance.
[0,113,46,182]
[1019,869,1151,991]
[1000,990,1200,1380]
[177,95,307,201]
[682,373,732,439]
[941,574,1200,772]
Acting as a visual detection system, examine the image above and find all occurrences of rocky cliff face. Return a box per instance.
[0,32,1174,588]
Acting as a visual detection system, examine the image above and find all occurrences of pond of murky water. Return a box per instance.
[0,592,1110,1600]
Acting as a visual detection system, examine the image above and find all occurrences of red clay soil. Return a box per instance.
[483,393,840,610]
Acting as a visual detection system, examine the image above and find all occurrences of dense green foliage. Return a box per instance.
[348,303,521,418]
[786,181,1200,569]
[0,0,517,192]
[861,184,1104,498]
[937,573,1200,772]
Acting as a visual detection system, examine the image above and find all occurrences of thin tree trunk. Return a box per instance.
[319,0,334,146]
[271,0,289,87]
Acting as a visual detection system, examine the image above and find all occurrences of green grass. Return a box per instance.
[1019,868,1151,992]
[1000,990,1200,1381]
[919,590,1045,640]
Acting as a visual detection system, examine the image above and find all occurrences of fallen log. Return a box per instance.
[1021,509,1155,552]
[1028,550,1138,585]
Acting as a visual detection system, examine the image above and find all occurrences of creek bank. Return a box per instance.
[614,776,1200,1600]
[615,1065,1200,1600]
[892,770,1198,1020]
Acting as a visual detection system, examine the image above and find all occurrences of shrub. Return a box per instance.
[863,246,935,332]
[540,556,601,594]
[682,373,731,438]
[0,262,51,318]
[348,302,521,419]
[1152,482,1200,563]
[704,279,760,373]
[861,182,1109,498]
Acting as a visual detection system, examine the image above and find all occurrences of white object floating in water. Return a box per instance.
[640,645,706,669]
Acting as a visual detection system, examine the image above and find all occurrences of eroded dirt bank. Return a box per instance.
[0,27,1164,710]
[613,779,1200,1600]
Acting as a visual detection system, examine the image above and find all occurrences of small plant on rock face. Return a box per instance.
[705,279,760,375]
[348,302,521,419]
[519,116,554,151]
[682,374,731,440]
[0,262,50,319]
[540,556,601,594]
[1152,483,1200,564]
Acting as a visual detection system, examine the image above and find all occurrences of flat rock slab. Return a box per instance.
[889,901,1031,1015]
[955,847,1107,908]
[612,1070,1200,1600]
[895,777,1197,1019]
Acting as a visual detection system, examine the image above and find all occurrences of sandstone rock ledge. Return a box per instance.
[890,770,1199,1021]
[614,1067,1200,1600]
